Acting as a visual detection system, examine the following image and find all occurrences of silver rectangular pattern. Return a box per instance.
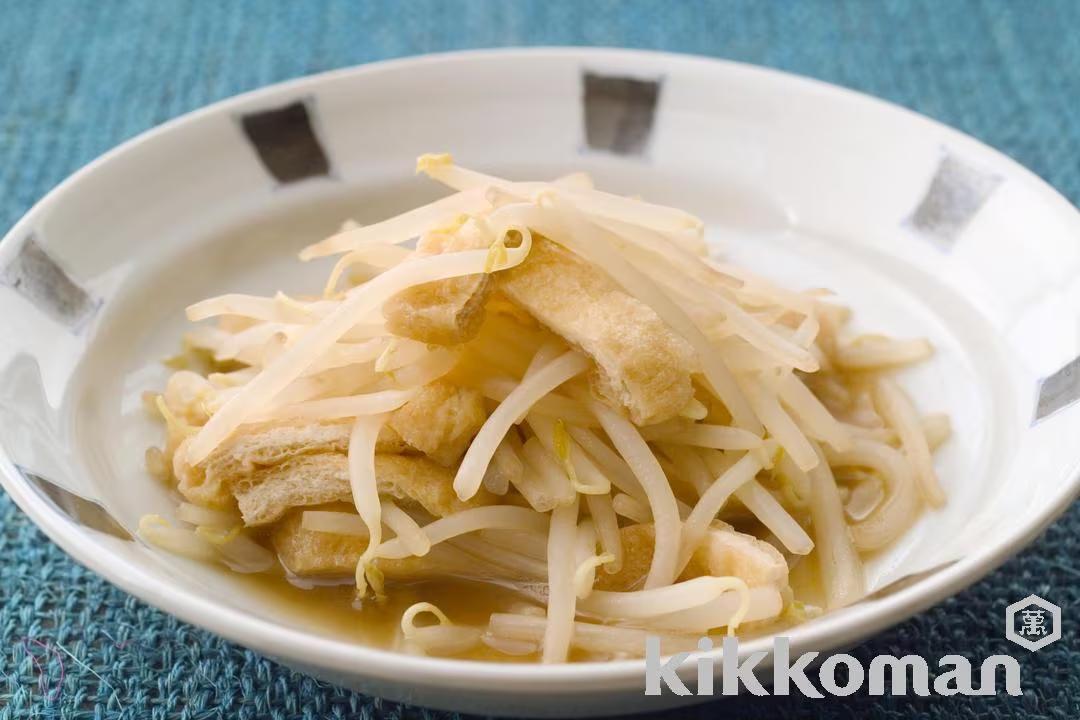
[23,468,132,541]
[1035,354,1080,423]
[0,235,98,330]
[908,152,1001,248]
[239,98,331,183]
[582,71,661,155]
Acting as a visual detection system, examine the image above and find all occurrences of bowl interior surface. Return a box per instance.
[1,49,1078,715]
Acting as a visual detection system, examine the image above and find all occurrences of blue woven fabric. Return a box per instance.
[1,1,1078,717]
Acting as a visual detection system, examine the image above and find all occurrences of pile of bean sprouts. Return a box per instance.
[140,155,948,662]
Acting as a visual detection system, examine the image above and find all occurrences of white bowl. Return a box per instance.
[1,48,1079,716]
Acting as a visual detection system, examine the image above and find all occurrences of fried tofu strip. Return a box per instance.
[232,453,493,526]
[693,523,789,588]
[498,238,695,425]
[174,381,485,507]
[271,509,481,578]
[173,421,405,509]
[386,381,487,466]
[593,523,657,592]
[382,224,493,345]
[272,508,365,576]
[594,523,787,592]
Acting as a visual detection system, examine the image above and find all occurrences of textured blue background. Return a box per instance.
[1,1,1078,717]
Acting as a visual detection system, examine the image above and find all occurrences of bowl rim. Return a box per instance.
[2,45,1079,693]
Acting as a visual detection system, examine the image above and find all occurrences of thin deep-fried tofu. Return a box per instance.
[174,381,484,507]
[498,238,695,425]
[694,522,788,588]
[594,523,788,592]
[272,508,365,576]
[232,453,493,526]
[173,421,406,509]
[594,523,656,592]
[387,381,486,466]
[382,225,493,345]
[271,509,481,578]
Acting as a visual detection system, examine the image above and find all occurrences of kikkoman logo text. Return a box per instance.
[644,637,1022,697]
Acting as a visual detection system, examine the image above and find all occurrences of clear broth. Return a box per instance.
[236,572,548,662]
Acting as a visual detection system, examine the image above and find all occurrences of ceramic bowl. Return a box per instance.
[2,48,1079,716]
